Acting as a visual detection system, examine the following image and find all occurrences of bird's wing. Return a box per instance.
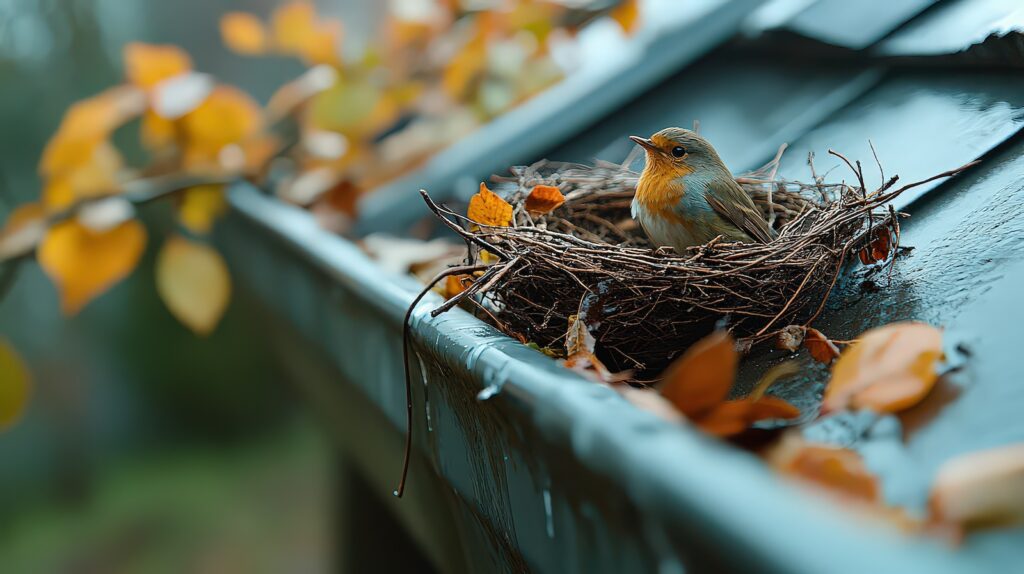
[705,179,775,244]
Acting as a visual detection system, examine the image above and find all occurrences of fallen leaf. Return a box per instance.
[0,339,31,431]
[300,20,343,66]
[776,325,804,352]
[859,226,893,265]
[38,219,146,315]
[317,179,361,218]
[445,274,472,299]
[804,327,841,364]
[124,42,192,89]
[178,184,228,234]
[824,322,943,414]
[156,235,231,335]
[562,313,629,383]
[467,182,513,227]
[141,110,176,150]
[221,12,268,55]
[930,443,1024,534]
[609,0,641,34]
[697,396,800,437]
[524,184,565,215]
[659,330,736,419]
[783,443,880,503]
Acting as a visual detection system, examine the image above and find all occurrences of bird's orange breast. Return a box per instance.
[635,161,693,224]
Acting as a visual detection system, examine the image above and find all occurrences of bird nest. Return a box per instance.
[418,149,971,374]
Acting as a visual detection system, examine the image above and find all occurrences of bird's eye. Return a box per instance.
[671,146,686,158]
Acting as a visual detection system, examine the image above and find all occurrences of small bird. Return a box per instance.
[629,127,774,252]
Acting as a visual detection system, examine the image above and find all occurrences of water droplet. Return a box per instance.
[543,488,555,538]
[477,383,503,401]
[392,490,399,497]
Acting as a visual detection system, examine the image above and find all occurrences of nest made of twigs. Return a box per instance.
[420,149,971,374]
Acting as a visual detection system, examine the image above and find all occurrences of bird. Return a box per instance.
[629,127,775,252]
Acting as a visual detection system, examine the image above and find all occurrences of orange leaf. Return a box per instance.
[445,274,472,299]
[524,184,565,215]
[40,86,144,178]
[271,2,318,54]
[141,110,176,150]
[696,396,800,437]
[824,322,943,414]
[156,236,232,336]
[859,226,893,265]
[0,339,31,431]
[123,42,192,89]
[301,20,343,66]
[929,443,1024,532]
[38,219,146,315]
[804,327,840,364]
[178,184,228,235]
[610,0,641,34]
[785,444,880,503]
[467,182,512,227]
[659,330,736,419]
[221,12,268,55]
[180,85,262,169]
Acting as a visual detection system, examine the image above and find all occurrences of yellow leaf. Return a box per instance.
[442,28,487,101]
[0,339,31,431]
[524,184,565,215]
[445,274,472,299]
[659,330,737,419]
[783,443,880,503]
[467,182,512,227]
[0,202,48,260]
[156,236,231,336]
[38,219,146,315]
[2,202,46,235]
[178,184,228,235]
[180,85,263,169]
[824,322,943,414]
[42,141,124,210]
[610,0,641,35]
[123,42,192,89]
[271,2,318,54]
[220,12,268,55]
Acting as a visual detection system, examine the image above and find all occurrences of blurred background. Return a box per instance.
[0,1,379,571]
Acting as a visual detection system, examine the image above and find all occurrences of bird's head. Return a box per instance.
[629,127,729,180]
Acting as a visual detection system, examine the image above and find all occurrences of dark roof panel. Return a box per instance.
[775,72,1024,209]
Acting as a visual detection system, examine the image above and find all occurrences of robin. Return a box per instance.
[629,127,775,252]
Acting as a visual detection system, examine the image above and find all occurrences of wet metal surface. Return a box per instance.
[225,185,987,573]
[749,0,938,49]
[878,0,1024,57]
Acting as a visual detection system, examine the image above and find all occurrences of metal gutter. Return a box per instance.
[225,184,991,573]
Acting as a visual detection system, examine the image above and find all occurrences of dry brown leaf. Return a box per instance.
[929,443,1024,534]
[221,12,268,55]
[804,327,841,364]
[783,443,880,503]
[124,42,192,89]
[156,236,232,336]
[824,322,943,414]
[775,325,804,352]
[859,226,893,265]
[659,330,736,419]
[524,184,565,214]
[38,219,146,315]
[697,396,800,437]
[467,182,512,227]
[0,339,31,431]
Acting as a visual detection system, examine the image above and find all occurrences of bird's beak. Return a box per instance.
[629,135,659,154]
